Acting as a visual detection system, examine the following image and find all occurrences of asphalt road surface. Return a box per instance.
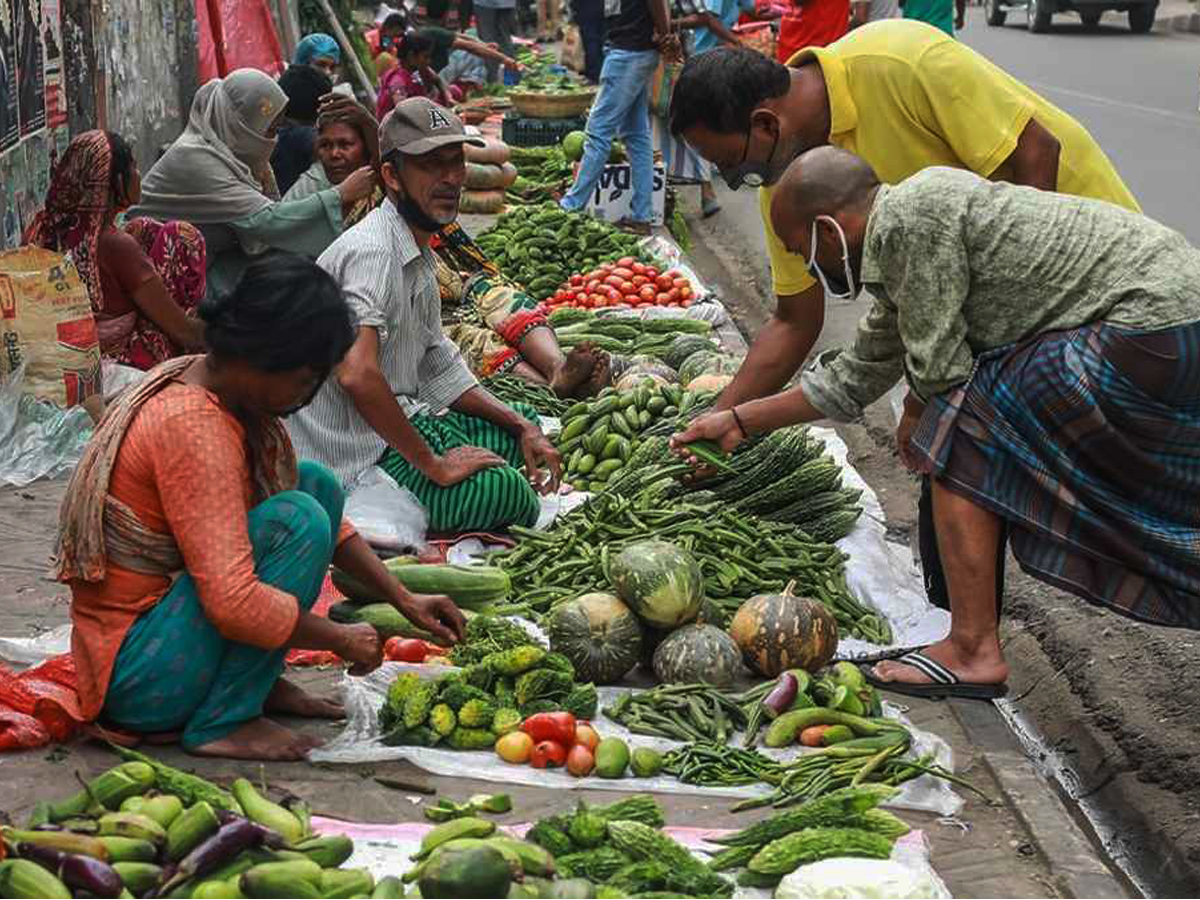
[960,11,1200,240]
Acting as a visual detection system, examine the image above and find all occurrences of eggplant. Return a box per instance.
[210,810,286,849]
[17,843,124,898]
[158,819,267,896]
[762,671,799,720]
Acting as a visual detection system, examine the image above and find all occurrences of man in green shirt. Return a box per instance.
[676,147,1200,698]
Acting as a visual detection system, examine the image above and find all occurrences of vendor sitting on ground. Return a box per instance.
[55,254,465,761]
[675,147,1200,700]
[130,69,377,302]
[270,64,333,197]
[285,102,385,229]
[432,222,612,397]
[25,130,207,370]
[287,100,563,535]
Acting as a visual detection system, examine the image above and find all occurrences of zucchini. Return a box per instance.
[331,559,510,609]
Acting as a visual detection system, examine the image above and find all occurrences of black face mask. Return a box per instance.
[393,184,446,234]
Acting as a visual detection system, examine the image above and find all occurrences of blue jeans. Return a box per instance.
[560,46,660,224]
[102,461,343,750]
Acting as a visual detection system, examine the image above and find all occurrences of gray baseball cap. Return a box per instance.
[379,98,486,157]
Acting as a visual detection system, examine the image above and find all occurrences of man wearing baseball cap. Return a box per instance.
[288,98,562,536]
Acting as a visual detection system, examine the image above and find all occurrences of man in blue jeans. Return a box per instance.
[560,0,680,233]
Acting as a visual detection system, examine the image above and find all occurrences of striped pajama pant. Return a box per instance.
[379,403,542,534]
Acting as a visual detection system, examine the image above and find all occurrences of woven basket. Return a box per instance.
[508,89,596,120]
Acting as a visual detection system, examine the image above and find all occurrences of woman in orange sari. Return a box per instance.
[55,254,465,760]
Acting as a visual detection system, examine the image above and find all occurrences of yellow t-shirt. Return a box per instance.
[762,19,1139,297]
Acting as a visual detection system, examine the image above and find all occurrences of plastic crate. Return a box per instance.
[502,112,588,148]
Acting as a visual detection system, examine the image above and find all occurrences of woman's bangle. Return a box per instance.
[730,405,749,439]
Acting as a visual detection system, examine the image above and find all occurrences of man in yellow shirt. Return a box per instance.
[666,19,1139,669]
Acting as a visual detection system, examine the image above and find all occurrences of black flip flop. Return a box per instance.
[863,650,1008,701]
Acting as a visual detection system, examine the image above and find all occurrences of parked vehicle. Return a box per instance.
[986,0,1158,32]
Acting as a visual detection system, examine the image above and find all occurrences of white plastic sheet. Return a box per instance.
[812,426,951,656]
[308,661,963,816]
[0,365,93,487]
[344,467,429,554]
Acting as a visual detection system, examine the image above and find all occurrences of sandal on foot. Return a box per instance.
[864,650,1007,701]
[616,218,652,236]
[701,197,722,218]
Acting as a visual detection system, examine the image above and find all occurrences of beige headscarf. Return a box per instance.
[131,69,288,225]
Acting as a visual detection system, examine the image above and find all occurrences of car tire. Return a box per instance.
[987,0,1008,24]
[1128,2,1156,30]
[1079,8,1101,25]
[1027,0,1052,30]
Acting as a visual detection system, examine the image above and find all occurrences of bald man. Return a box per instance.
[675,147,1200,699]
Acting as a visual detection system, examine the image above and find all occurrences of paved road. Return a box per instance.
[963,14,1200,238]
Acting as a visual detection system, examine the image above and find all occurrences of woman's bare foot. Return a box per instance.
[265,678,344,719]
[550,343,598,398]
[189,717,323,761]
[581,352,613,398]
[871,635,1008,686]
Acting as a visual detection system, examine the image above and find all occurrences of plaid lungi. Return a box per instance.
[911,319,1200,629]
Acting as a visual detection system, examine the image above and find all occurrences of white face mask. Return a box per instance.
[807,215,857,301]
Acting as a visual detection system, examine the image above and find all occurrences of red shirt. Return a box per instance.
[776,0,849,63]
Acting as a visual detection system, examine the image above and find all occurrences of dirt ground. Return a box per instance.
[683,190,1200,896]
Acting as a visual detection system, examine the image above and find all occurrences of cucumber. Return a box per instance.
[577,454,597,475]
[601,435,624,460]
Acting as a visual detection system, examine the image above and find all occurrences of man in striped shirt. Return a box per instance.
[288,99,562,534]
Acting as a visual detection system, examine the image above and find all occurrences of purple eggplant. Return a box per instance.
[211,810,286,848]
[762,671,799,720]
[17,842,123,898]
[156,819,265,896]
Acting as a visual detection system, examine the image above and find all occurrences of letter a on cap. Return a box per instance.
[429,107,452,130]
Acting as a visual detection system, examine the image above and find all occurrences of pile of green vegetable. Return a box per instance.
[482,373,573,418]
[476,204,648,300]
[506,145,573,205]
[550,309,714,358]
[379,644,598,749]
[556,384,715,490]
[0,757,405,899]
[488,484,883,642]
[524,795,733,898]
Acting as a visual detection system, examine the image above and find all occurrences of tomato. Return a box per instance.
[612,267,634,280]
[666,287,681,304]
[799,725,831,748]
[680,286,693,301]
[566,744,595,777]
[645,267,659,279]
[574,291,589,305]
[586,279,602,293]
[620,281,637,296]
[631,262,647,276]
[599,275,621,290]
[597,264,614,277]
[574,722,600,751]
[638,285,657,304]
[655,274,674,291]
[590,293,607,307]
[570,274,584,287]
[605,287,623,304]
[383,637,437,663]
[672,277,689,290]
[629,275,647,289]
[618,256,636,268]
[655,292,672,306]
[681,298,693,308]
[530,740,568,769]
[496,731,535,763]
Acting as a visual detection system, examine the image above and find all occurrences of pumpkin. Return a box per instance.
[547,592,644,684]
[729,583,839,676]
[680,352,744,387]
[663,335,718,371]
[653,623,744,687]
[609,540,704,629]
[687,373,734,394]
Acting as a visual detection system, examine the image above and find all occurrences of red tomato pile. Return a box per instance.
[544,256,696,309]
[383,637,449,665]
[494,711,602,778]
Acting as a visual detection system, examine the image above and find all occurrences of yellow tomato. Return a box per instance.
[574,723,600,752]
[495,731,535,764]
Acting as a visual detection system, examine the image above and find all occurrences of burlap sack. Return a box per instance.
[0,247,103,411]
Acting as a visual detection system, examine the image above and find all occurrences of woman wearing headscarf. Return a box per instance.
[293,33,355,97]
[284,102,383,229]
[24,130,207,370]
[130,69,376,301]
